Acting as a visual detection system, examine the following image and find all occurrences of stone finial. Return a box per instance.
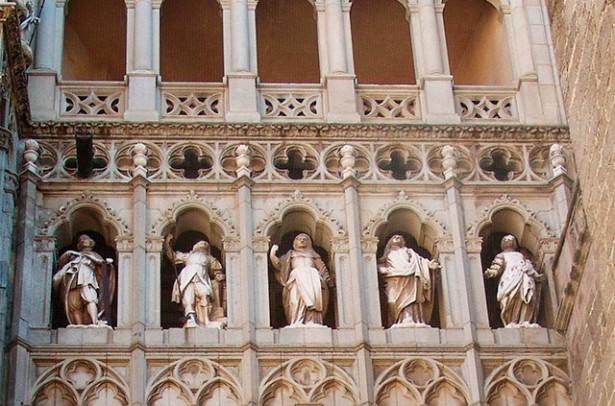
[23,139,39,173]
[339,144,357,179]
[235,144,251,178]
[131,142,148,177]
[549,143,567,176]
[441,145,458,179]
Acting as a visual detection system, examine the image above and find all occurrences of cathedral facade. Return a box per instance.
[0,0,599,405]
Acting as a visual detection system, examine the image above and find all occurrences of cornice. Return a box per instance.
[4,5,31,127]
[24,121,570,142]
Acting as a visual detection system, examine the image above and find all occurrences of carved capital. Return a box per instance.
[223,236,241,252]
[115,236,134,252]
[34,236,56,252]
[146,235,164,252]
[331,237,349,253]
[465,237,483,254]
[539,238,559,254]
[361,236,379,254]
[434,238,455,253]
[252,236,270,252]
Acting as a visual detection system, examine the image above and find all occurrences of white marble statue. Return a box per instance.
[165,235,226,328]
[52,234,115,327]
[269,233,333,327]
[378,234,440,327]
[484,234,543,328]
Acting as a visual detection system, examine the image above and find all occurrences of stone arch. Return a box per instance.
[443,0,512,85]
[485,357,572,406]
[145,357,244,406]
[375,378,422,405]
[30,358,130,406]
[259,357,359,406]
[375,357,470,405]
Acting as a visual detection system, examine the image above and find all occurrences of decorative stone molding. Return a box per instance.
[484,357,573,406]
[146,235,165,252]
[466,194,556,238]
[222,236,241,252]
[465,237,484,254]
[362,191,449,238]
[374,357,470,405]
[0,127,11,151]
[146,357,244,406]
[254,190,346,237]
[361,236,379,253]
[252,236,271,252]
[259,357,359,405]
[434,237,455,253]
[41,191,130,237]
[549,143,567,176]
[115,236,135,252]
[22,139,39,173]
[30,358,130,406]
[331,237,350,253]
[150,189,237,237]
[131,142,148,177]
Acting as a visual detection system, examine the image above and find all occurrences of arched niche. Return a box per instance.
[160,207,226,328]
[256,0,320,83]
[443,0,512,85]
[51,207,119,328]
[62,0,127,81]
[374,208,442,328]
[266,208,337,329]
[478,208,546,328]
[160,0,223,82]
[350,0,416,85]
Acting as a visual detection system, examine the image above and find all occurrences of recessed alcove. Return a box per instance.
[374,208,441,329]
[160,0,223,82]
[256,0,320,83]
[266,209,337,329]
[62,0,126,81]
[443,0,512,85]
[160,208,225,329]
[51,208,119,329]
[350,0,416,85]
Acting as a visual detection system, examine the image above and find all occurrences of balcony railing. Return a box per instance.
[357,85,420,121]
[454,86,518,121]
[59,82,126,119]
[258,84,324,120]
[160,83,225,120]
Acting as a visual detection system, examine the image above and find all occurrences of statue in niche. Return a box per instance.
[378,234,441,327]
[269,233,333,327]
[52,234,115,327]
[484,234,543,328]
[165,235,226,328]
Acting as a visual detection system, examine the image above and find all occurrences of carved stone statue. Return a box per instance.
[52,234,115,327]
[165,235,226,328]
[269,233,333,327]
[484,235,543,328]
[378,235,441,327]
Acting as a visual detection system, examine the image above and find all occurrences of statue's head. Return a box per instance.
[388,234,406,248]
[293,233,313,250]
[77,234,96,251]
[192,240,210,254]
[500,235,518,251]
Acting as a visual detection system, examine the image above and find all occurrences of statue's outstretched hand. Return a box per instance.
[270,245,280,269]
[428,260,441,270]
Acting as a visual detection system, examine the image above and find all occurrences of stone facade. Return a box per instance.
[548,0,615,404]
[0,0,604,405]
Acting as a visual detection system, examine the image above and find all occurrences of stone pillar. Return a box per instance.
[252,236,272,339]
[29,0,60,120]
[440,145,486,405]
[226,0,259,122]
[321,0,360,123]
[505,0,542,123]
[32,237,56,327]
[116,237,135,328]
[549,144,572,231]
[145,237,163,328]
[412,0,458,123]
[125,0,159,121]
[7,140,41,406]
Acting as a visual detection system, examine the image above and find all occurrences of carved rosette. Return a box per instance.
[374,358,470,405]
[485,358,573,406]
[259,357,359,406]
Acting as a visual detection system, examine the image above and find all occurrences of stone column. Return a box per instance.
[29,0,60,120]
[504,0,542,123]
[440,145,486,405]
[549,144,572,231]
[226,0,259,122]
[7,140,41,406]
[125,0,159,121]
[412,0,458,123]
[321,0,360,123]
[115,237,135,328]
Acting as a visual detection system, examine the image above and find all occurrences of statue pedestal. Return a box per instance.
[278,325,333,345]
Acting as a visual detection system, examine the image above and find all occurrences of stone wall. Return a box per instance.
[548,1,615,404]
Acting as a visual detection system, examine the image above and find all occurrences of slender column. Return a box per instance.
[145,238,162,328]
[7,140,41,406]
[32,237,56,327]
[226,0,259,122]
[322,0,360,123]
[412,1,459,123]
[33,0,57,70]
[116,238,135,328]
[129,175,149,332]
[125,0,158,121]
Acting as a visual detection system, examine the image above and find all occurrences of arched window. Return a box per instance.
[351,0,416,85]
[160,0,224,82]
[256,0,320,83]
[62,0,126,81]
[443,0,512,85]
